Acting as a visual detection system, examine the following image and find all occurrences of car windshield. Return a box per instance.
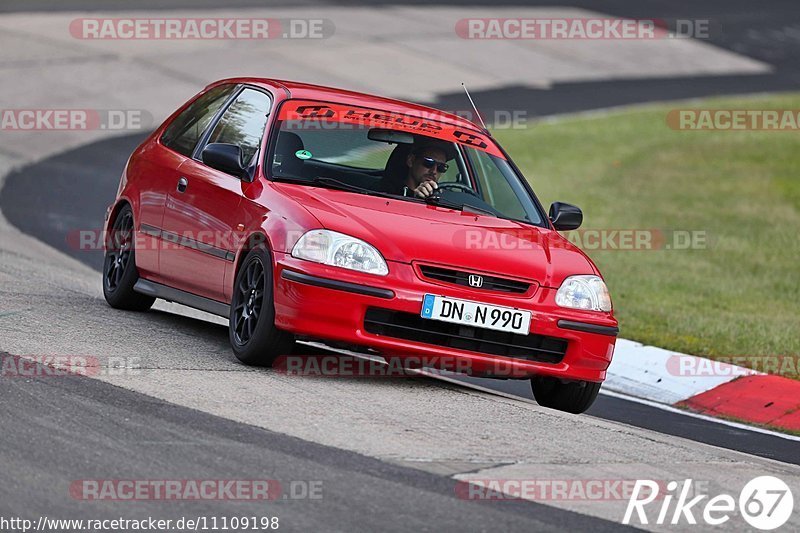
[268,103,544,226]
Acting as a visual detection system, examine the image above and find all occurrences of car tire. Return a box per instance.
[229,244,294,366]
[102,205,155,311]
[531,375,601,414]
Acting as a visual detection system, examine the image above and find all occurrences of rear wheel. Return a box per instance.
[229,244,294,366]
[531,375,601,414]
[102,205,155,311]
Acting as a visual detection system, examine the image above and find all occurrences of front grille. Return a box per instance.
[364,308,567,363]
[418,265,531,294]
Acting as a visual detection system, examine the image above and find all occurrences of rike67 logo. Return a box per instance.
[624,476,794,529]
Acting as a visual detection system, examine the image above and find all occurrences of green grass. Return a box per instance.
[495,93,800,362]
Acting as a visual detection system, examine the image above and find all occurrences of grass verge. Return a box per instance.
[496,93,800,364]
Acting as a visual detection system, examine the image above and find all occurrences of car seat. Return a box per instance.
[380,143,412,194]
[272,132,306,178]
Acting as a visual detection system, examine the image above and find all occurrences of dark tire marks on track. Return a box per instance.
[0,354,628,530]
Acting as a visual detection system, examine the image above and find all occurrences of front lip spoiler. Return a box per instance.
[281,270,395,299]
[557,319,619,337]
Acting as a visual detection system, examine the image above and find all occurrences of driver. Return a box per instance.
[403,145,450,199]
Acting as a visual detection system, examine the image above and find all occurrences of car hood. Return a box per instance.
[276,184,597,287]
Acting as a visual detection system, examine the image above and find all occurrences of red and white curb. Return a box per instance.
[604,339,800,433]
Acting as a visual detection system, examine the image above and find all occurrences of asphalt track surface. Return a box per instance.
[2,1,800,530]
[3,0,799,111]
[1,353,630,532]
[3,127,800,469]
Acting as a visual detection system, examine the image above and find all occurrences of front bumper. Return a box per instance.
[273,252,617,382]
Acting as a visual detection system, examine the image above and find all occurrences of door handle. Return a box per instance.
[177,177,188,193]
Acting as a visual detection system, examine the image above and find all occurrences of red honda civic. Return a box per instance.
[102,78,618,413]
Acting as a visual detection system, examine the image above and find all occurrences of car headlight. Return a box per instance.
[292,229,389,276]
[555,275,612,312]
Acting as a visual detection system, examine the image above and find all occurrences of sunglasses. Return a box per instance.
[419,156,449,173]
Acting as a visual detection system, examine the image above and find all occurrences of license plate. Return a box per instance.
[420,294,531,335]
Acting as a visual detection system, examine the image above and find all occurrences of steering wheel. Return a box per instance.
[435,182,480,198]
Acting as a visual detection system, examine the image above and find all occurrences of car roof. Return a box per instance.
[209,77,487,134]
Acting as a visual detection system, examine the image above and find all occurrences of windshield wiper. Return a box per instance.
[274,175,496,215]
[273,175,364,192]
[312,176,371,193]
[424,194,497,217]
[313,177,404,200]
[273,175,396,199]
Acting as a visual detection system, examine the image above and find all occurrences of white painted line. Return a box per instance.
[298,341,800,441]
[298,341,534,401]
[600,389,800,442]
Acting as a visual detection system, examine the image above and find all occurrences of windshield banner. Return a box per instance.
[278,100,503,158]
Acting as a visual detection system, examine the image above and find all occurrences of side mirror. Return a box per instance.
[202,143,246,178]
[549,202,583,230]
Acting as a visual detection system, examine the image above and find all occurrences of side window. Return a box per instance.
[467,148,533,222]
[161,85,235,157]
[206,88,272,166]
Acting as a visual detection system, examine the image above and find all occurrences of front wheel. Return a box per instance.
[229,244,294,366]
[531,375,601,414]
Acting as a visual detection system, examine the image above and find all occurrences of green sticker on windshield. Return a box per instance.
[295,149,312,160]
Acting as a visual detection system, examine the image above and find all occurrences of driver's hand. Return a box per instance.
[413,180,438,199]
